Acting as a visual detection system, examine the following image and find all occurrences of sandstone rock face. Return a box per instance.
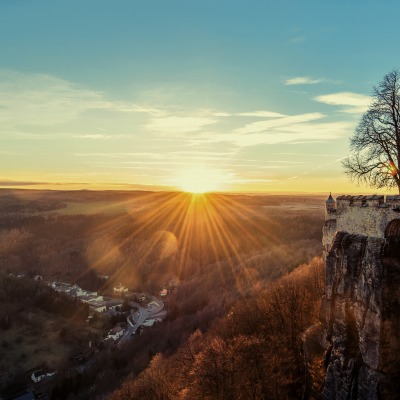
[321,232,400,400]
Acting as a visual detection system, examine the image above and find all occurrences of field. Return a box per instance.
[0,306,106,387]
[0,312,70,382]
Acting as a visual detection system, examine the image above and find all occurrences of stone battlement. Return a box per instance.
[323,194,400,255]
[335,194,400,209]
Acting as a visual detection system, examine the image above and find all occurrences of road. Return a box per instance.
[119,296,166,345]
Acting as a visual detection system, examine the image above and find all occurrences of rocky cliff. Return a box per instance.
[320,232,400,400]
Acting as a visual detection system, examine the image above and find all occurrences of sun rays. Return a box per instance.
[173,167,227,194]
[83,192,286,295]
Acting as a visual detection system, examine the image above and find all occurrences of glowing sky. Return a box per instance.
[1,0,400,193]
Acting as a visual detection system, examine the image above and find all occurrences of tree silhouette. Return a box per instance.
[343,69,400,193]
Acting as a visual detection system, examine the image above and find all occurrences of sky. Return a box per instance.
[1,0,400,194]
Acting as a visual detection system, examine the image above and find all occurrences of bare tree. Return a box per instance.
[342,69,400,193]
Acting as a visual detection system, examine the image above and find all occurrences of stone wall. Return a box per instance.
[323,195,400,255]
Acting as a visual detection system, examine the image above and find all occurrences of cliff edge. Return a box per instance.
[320,231,400,399]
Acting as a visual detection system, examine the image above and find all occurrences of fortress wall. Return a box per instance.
[335,204,398,238]
[323,195,400,255]
[323,217,337,253]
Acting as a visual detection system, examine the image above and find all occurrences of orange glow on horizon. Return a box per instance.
[174,167,226,194]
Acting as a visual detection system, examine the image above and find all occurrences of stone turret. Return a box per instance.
[323,193,337,257]
[325,192,336,215]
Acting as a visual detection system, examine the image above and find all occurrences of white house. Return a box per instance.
[78,293,103,303]
[71,284,85,296]
[107,325,125,340]
[31,369,56,383]
[88,300,106,313]
[106,299,123,311]
[142,319,156,327]
[51,282,72,293]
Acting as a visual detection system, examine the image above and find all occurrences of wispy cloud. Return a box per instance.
[73,134,130,140]
[76,150,238,166]
[238,111,286,118]
[0,71,101,129]
[144,116,218,135]
[198,120,353,147]
[235,113,325,135]
[0,69,360,191]
[232,178,276,184]
[121,103,166,116]
[75,152,164,159]
[285,153,351,181]
[212,110,286,118]
[278,152,341,157]
[285,76,323,85]
[0,179,46,186]
[0,70,164,137]
[314,91,371,113]
[213,112,231,117]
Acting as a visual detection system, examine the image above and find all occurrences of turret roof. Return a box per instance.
[326,193,335,203]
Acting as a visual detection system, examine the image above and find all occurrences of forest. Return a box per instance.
[0,189,326,398]
[110,257,325,400]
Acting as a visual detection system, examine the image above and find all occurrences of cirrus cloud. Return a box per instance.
[234,113,325,135]
[314,91,371,113]
[285,76,324,85]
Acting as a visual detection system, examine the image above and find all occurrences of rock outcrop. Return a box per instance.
[320,232,400,399]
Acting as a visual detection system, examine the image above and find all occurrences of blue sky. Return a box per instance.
[1,0,400,193]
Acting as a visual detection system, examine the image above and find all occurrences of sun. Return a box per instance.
[176,167,225,194]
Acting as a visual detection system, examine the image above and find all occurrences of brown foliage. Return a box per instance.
[110,258,324,400]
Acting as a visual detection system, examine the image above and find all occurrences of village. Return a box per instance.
[6,274,170,394]
[50,280,168,343]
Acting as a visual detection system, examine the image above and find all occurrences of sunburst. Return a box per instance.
[176,167,225,193]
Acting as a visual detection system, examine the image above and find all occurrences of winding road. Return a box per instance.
[119,296,166,345]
